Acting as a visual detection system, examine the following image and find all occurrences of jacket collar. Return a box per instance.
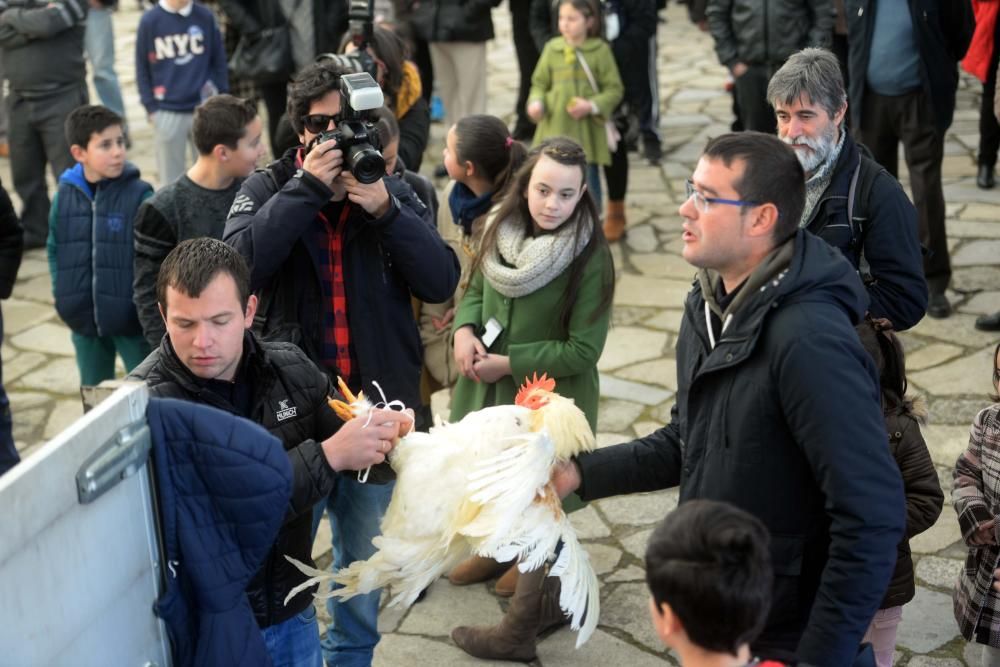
[58,161,143,199]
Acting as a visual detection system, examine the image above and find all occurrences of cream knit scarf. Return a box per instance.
[480,217,592,298]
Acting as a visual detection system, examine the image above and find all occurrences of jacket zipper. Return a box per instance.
[90,193,102,337]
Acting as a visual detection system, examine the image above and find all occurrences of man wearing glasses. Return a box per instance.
[224,61,459,667]
[554,132,905,666]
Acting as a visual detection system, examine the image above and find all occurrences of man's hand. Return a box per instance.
[527,100,545,123]
[472,353,510,383]
[972,519,998,546]
[340,171,391,217]
[566,97,592,120]
[454,325,486,382]
[302,137,344,188]
[551,460,582,498]
[320,408,413,471]
[730,62,749,78]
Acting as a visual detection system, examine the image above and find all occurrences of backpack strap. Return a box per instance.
[848,153,884,281]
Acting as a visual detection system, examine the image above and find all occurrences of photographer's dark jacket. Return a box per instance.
[706,0,833,69]
[576,230,905,667]
[847,0,974,133]
[804,134,927,330]
[410,0,502,42]
[130,332,349,629]
[48,162,153,338]
[0,180,22,299]
[223,149,460,415]
[0,0,87,96]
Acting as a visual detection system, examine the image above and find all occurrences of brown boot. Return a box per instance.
[603,200,627,242]
[495,564,520,597]
[448,555,509,586]
[451,567,549,661]
[536,574,570,636]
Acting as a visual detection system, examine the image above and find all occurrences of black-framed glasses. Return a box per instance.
[302,114,340,134]
[685,179,759,213]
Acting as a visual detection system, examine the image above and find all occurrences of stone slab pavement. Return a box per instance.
[1,3,999,665]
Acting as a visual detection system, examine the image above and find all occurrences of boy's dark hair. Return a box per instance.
[287,62,345,137]
[454,114,527,203]
[157,238,251,313]
[702,132,805,243]
[192,94,259,155]
[65,105,123,149]
[645,499,773,656]
[477,137,614,333]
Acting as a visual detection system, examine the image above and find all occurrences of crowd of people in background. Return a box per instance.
[0,0,998,666]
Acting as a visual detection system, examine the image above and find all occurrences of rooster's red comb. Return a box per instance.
[515,373,556,410]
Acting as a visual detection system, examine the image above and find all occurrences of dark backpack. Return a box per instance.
[846,145,889,280]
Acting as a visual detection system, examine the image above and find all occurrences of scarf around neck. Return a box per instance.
[480,216,592,298]
[449,182,495,236]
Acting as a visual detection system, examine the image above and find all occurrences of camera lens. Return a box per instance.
[348,145,386,184]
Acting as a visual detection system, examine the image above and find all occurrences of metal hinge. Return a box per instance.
[76,421,152,505]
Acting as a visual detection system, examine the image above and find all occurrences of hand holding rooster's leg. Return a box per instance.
[551,460,582,499]
[320,408,413,472]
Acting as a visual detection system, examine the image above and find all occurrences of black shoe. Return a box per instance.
[975,311,1000,331]
[927,292,952,319]
[977,164,995,189]
[643,140,662,165]
[433,164,448,179]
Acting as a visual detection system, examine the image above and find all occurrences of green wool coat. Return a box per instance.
[449,245,612,433]
[529,36,624,166]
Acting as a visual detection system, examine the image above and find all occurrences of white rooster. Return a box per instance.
[284,373,601,646]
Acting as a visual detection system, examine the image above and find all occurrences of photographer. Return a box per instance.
[223,61,459,666]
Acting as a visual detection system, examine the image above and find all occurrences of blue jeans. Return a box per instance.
[84,7,125,119]
[586,163,603,210]
[311,476,394,667]
[261,605,323,667]
[0,306,16,477]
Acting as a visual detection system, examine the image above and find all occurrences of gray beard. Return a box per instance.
[782,127,837,175]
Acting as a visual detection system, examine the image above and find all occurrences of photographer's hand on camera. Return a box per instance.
[340,171,391,218]
[303,137,344,190]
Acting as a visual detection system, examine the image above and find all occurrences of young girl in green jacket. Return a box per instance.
[527,0,624,210]
[448,138,615,662]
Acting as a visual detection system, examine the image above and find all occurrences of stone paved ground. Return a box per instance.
[3,3,1000,665]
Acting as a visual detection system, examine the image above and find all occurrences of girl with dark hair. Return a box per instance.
[954,342,1000,665]
[854,317,943,667]
[447,137,615,661]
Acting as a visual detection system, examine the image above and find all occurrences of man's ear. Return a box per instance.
[747,202,780,239]
[70,144,87,164]
[213,143,229,163]
[833,102,848,128]
[243,294,258,329]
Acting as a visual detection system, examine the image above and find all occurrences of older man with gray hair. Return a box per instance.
[767,47,928,330]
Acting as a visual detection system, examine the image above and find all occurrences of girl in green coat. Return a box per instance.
[527,0,624,209]
[449,138,615,662]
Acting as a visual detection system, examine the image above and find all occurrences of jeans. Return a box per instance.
[84,7,126,119]
[311,476,394,667]
[0,306,17,477]
[70,332,151,387]
[261,605,323,667]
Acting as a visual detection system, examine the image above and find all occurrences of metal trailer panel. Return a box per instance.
[0,383,171,667]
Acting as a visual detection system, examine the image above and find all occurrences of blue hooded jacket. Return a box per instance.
[147,397,292,667]
[49,162,152,337]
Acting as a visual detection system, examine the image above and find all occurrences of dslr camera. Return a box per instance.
[316,0,378,78]
[315,72,386,184]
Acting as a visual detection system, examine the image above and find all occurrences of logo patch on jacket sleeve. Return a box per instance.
[276,399,298,421]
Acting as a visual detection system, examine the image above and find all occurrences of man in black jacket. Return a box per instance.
[846,0,974,319]
[223,61,459,666]
[555,133,905,667]
[129,238,413,666]
[766,47,927,330]
[0,177,21,476]
[706,0,832,133]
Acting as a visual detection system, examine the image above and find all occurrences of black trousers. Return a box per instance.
[732,64,777,134]
[603,128,629,201]
[979,40,1000,168]
[856,88,950,293]
[8,85,86,245]
[510,0,540,139]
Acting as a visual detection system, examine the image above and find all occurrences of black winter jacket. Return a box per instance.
[130,333,355,629]
[881,402,943,608]
[0,179,21,299]
[223,149,460,416]
[409,0,501,42]
[847,0,974,133]
[804,134,927,330]
[576,230,905,667]
[706,0,833,69]
[0,0,87,95]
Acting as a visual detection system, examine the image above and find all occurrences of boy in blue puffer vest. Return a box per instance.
[47,105,154,387]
